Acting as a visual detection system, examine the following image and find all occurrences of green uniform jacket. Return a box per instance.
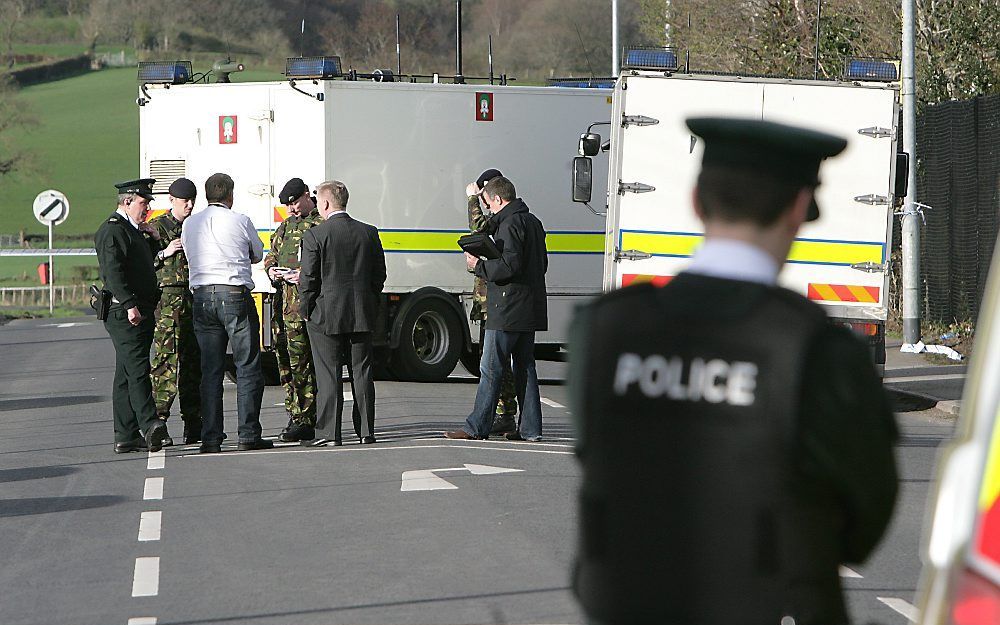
[264,211,323,310]
[145,212,189,287]
[95,212,160,314]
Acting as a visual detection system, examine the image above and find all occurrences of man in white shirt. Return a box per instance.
[181,172,272,453]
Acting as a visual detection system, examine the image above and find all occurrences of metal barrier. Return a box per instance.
[0,285,92,307]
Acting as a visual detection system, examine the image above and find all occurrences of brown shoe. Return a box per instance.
[445,430,482,440]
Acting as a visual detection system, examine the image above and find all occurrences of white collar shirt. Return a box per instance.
[181,203,264,289]
[115,208,140,230]
[684,238,780,286]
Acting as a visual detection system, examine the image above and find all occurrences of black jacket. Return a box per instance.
[95,212,160,315]
[299,213,387,335]
[474,198,548,332]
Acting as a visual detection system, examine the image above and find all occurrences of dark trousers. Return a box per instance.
[307,326,375,442]
[104,307,159,442]
[192,286,264,444]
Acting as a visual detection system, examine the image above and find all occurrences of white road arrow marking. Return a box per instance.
[877,597,918,622]
[401,463,523,492]
[541,397,564,408]
[838,566,862,578]
[40,322,89,328]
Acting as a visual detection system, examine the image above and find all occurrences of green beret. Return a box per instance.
[686,117,847,221]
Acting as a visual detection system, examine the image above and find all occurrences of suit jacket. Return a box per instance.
[299,212,387,335]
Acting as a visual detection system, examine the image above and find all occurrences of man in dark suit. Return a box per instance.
[95,178,168,453]
[299,180,387,446]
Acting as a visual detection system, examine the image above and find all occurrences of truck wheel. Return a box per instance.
[391,298,463,381]
[224,352,280,386]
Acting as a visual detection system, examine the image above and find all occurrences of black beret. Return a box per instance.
[279,178,308,205]
[167,177,197,200]
[476,168,503,191]
[686,117,848,221]
[115,178,156,200]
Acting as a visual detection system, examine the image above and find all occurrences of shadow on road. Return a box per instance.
[0,395,106,412]
[0,494,127,517]
[0,465,78,483]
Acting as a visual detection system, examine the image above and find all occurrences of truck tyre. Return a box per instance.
[459,348,481,378]
[225,352,280,386]
[391,298,463,381]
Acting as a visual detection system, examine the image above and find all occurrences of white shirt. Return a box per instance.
[115,207,140,230]
[684,238,779,286]
[181,203,264,289]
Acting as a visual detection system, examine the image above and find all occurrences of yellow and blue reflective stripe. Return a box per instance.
[259,228,605,254]
[619,230,886,267]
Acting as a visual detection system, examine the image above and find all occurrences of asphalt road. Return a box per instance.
[0,315,963,625]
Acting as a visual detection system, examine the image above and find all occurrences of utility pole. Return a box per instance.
[612,0,619,76]
[901,0,920,344]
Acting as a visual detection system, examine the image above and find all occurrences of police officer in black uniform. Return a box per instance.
[96,178,168,454]
[569,118,899,625]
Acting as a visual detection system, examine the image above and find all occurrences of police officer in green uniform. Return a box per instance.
[265,178,321,442]
[466,168,518,434]
[146,177,201,445]
[569,118,899,625]
[96,178,168,453]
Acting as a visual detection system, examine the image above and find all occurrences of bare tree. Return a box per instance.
[1,0,34,68]
[0,76,36,179]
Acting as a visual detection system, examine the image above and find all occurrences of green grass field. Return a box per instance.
[0,66,285,238]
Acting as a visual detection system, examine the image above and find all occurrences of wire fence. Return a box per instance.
[916,93,1000,324]
[0,286,92,308]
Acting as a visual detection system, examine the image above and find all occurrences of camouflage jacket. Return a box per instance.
[145,212,189,287]
[468,194,490,320]
[265,210,323,302]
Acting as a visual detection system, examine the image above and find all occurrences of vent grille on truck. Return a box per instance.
[149,160,187,194]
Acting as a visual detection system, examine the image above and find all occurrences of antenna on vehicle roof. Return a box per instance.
[454,0,464,84]
[574,21,597,80]
[396,13,401,76]
[488,35,494,85]
[300,18,306,58]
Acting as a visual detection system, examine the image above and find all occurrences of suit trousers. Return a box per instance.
[308,326,376,442]
[104,307,159,442]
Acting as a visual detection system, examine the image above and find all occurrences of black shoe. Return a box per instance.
[237,439,275,451]
[114,438,148,454]
[156,417,174,447]
[278,423,315,443]
[182,421,202,444]
[505,431,541,442]
[145,421,168,453]
[199,443,222,453]
[359,436,376,444]
[490,414,517,435]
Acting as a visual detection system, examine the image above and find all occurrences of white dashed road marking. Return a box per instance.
[138,511,162,542]
[131,557,160,597]
[877,597,918,622]
[540,397,564,408]
[127,618,157,625]
[143,477,164,500]
[147,450,165,470]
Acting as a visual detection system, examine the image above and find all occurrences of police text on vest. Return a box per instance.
[613,353,758,406]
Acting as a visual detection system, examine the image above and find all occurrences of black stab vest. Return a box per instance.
[574,274,836,625]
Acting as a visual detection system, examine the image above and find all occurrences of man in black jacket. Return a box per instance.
[95,178,168,453]
[446,176,548,441]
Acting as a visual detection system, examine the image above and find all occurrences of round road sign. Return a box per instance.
[33,189,70,226]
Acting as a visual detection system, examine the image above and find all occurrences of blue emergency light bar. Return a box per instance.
[285,56,343,80]
[137,61,193,84]
[845,58,899,82]
[548,78,615,89]
[622,46,678,72]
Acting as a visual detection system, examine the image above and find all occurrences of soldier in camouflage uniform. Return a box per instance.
[266,178,322,442]
[467,169,518,435]
[146,178,201,445]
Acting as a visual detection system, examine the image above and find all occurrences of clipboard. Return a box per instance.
[458,233,501,260]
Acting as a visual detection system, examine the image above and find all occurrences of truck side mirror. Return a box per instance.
[579,133,602,157]
[573,156,593,203]
[895,152,910,198]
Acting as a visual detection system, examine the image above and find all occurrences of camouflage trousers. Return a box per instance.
[273,291,317,426]
[472,281,518,416]
[150,288,201,427]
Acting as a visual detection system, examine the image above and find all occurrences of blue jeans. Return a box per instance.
[464,330,543,439]
[192,286,264,444]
